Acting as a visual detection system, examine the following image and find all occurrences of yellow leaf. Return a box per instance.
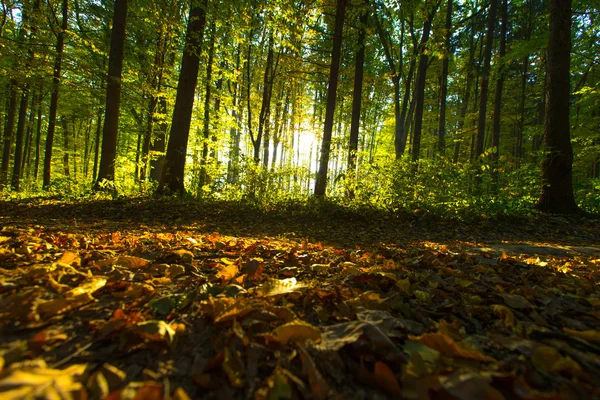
[37,293,95,319]
[0,360,87,399]
[396,278,412,295]
[216,263,239,282]
[68,277,107,297]
[531,345,582,376]
[112,283,154,299]
[272,320,322,345]
[97,256,150,269]
[409,332,495,362]
[491,305,516,328]
[563,328,600,343]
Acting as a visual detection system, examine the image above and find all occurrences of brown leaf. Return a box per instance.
[373,361,401,396]
[410,332,495,362]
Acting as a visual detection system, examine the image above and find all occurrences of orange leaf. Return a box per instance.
[373,361,401,396]
[216,263,239,282]
[410,332,495,362]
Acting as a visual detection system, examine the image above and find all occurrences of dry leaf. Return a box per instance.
[410,332,495,362]
[272,320,322,345]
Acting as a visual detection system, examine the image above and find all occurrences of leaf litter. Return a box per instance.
[0,198,599,399]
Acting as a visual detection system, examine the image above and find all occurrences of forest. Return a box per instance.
[0,0,597,214]
[1,0,600,399]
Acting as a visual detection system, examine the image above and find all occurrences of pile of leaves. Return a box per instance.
[0,199,599,399]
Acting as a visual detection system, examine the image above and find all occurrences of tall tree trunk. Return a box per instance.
[11,89,30,190]
[34,89,43,181]
[43,0,68,188]
[61,117,70,177]
[411,3,437,165]
[437,0,453,156]
[347,6,367,197]
[491,0,508,181]
[158,1,207,195]
[150,97,167,181]
[92,106,102,181]
[314,0,347,196]
[475,0,498,160]
[200,21,216,187]
[21,94,37,178]
[94,0,127,190]
[535,0,579,214]
[1,81,18,187]
[256,33,275,164]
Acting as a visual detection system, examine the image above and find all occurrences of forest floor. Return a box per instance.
[0,197,599,399]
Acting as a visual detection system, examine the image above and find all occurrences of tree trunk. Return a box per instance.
[491,0,508,181]
[1,81,18,187]
[256,33,275,165]
[34,89,43,181]
[158,1,207,195]
[43,0,68,188]
[11,88,31,191]
[61,117,70,177]
[535,0,579,214]
[347,6,367,197]
[314,0,346,196]
[94,0,127,190]
[437,0,453,156]
[475,0,498,160]
[411,4,437,166]
[200,21,216,187]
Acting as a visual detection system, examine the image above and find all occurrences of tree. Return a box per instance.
[158,0,207,195]
[347,4,368,197]
[411,1,439,165]
[437,0,453,155]
[535,0,579,214]
[475,0,498,160]
[94,0,128,191]
[314,0,347,196]
[43,0,68,188]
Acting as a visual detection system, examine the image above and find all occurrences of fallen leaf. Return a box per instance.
[410,332,495,362]
[373,361,401,396]
[272,320,322,346]
[491,304,516,328]
[563,328,600,342]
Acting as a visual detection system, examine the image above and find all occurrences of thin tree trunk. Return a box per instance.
[411,4,437,166]
[475,0,498,160]
[491,0,508,182]
[92,106,102,181]
[315,0,347,196]
[200,21,216,187]
[43,0,68,188]
[61,117,70,177]
[34,89,43,181]
[256,33,275,164]
[347,6,367,197]
[437,0,452,156]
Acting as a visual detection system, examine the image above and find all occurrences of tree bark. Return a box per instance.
[411,3,438,165]
[491,0,508,180]
[314,0,346,196]
[158,0,207,195]
[437,0,453,156]
[475,0,498,160]
[94,0,127,190]
[347,6,367,197]
[535,0,579,214]
[43,0,68,187]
